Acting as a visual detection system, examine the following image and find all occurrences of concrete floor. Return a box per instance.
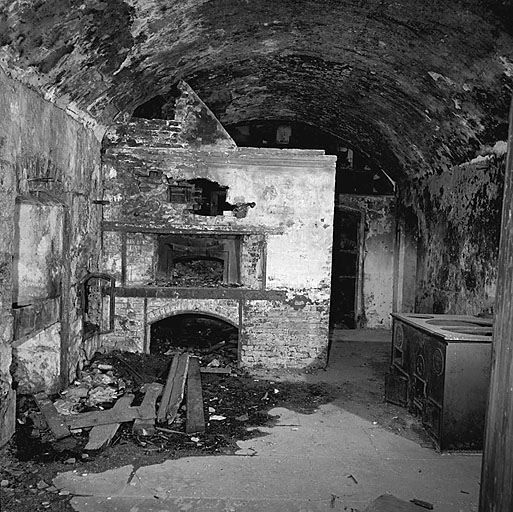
[53,330,482,511]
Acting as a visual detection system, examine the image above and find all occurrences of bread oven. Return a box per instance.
[98,110,336,369]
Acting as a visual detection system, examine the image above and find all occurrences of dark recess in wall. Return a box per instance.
[132,84,181,120]
[227,120,394,196]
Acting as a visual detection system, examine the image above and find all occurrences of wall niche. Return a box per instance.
[13,193,64,308]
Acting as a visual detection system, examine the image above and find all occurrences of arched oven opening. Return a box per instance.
[150,313,239,369]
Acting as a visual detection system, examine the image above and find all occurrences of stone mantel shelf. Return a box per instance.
[102,221,284,235]
[114,286,286,301]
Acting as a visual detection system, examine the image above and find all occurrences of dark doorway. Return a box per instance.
[330,208,362,328]
[150,313,238,359]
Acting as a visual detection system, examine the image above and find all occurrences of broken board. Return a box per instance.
[85,394,134,451]
[133,382,163,436]
[64,397,156,429]
[186,357,205,434]
[157,355,179,422]
[34,392,70,439]
[157,353,190,424]
[166,353,190,424]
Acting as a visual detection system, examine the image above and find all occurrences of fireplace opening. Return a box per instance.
[156,234,241,287]
[172,257,224,286]
[150,313,239,367]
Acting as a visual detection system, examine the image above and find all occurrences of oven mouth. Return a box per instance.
[150,313,239,366]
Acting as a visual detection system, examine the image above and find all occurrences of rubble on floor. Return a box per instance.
[2,348,340,511]
[15,350,339,458]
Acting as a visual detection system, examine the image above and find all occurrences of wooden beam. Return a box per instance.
[157,356,179,423]
[34,392,70,439]
[64,400,155,429]
[479,97,513,512]
[186,358,205,434]
[166,354,190,424]
[85,394,134,451]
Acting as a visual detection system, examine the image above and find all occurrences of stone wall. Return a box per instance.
[0,68,104,446]
[406,151,505,317]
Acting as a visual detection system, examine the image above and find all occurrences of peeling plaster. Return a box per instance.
[500,56,513,77]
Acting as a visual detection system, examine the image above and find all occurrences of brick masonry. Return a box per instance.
[99,86,336,368]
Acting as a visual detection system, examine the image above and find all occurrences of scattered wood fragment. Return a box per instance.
[347,474,358,484]
[109,354,145,385]
[156,427,190,436]
[34,392,70,439]
[85,394,134,450]
[186,357,205,434]
[410,499,434,510]
[203,341,226,354]
[64,399,154,430]
[200,367,232,374]
[166,353,190,424]
[157,356,179,423]
[133,383,163,436]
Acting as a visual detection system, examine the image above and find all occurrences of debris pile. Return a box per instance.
[168,259,223,287]
[12,347,338,469]
[29,353,207,452]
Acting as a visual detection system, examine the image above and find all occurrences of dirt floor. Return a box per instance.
[0,342,429,512]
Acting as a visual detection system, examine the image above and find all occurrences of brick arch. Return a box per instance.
[148,309,239,329]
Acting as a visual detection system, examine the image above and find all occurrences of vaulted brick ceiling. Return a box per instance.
[1,0,512,179]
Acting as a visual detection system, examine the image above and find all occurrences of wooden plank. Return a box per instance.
[133,383,163,436]
[166,353,190,424]
[186,358,205,434]
[157,356,179,422]
[85,394,134,451]
[34,392,70,439]
[479,97,513,512]
[200,367,232,374]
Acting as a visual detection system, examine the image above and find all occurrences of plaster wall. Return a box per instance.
[13,322,61,394]
[412,155,503,316]
[393,219,418,314]
[13,199,64,305]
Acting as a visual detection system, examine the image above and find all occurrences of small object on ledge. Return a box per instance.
[232,202,256,218]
